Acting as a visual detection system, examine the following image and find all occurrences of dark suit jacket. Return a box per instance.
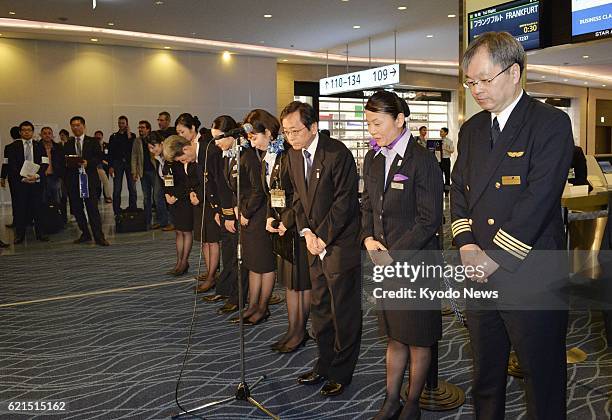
[2,142,15,181]
[227,147,265,220]
[163,161,200,201]
[63,136,103,190]
[361,135,443,254]
[6,139,48,183]
[43,142,66,178]
[262,146,295,230]
[196,129,232,215]
[287,133,361,270]
[451,93,574,306]
[569,145,589,187]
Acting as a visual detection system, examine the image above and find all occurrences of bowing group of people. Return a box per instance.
[157,32,572,420]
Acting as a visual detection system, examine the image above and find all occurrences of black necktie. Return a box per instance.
[491,117,501,149]
[303,150,312,187]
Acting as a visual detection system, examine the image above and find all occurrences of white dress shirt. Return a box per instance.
[492,90,524,132]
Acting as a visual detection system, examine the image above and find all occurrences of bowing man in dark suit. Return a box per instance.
[1,126,22,229]
[451,32,574,420]
[64,116,109,246]
[282,101,362,397]
[6,121,49,244]
[362,91,443,420]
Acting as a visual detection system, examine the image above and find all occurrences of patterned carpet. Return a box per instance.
[0,202,611,419]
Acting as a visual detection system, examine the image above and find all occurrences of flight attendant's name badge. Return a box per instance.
[164,174,174,187]
[270,189,286,208]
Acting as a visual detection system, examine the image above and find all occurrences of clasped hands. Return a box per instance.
[459,243,499,283]
[304,230,326,256]
[266,217,287,236]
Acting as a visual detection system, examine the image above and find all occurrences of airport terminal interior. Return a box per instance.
[0,0,611,419]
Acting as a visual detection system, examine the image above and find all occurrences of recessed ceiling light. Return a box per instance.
[259,40,265,44]
[90,38,98,42]
[155,1,164,5]
[264,14,272,18]
[107,22,114,26]
[426,34,434,38]
[582,55,589,59]
[584,81,588,85]
[163,46,171,49]
[563,79,568,82]
[436,69,441,72]
[222,51,231,61]
[282,59,288,62]
[342,0,349,2]
[353,25,361,29]
[191,32,196,35]
[9,11,16,15]
[603,84,607,87]
[541,75,546,79]
[448,14,457,18]
[397,6,407,10]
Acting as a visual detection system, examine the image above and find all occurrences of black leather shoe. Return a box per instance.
[202,294,225,303]
[95,239,110,246]
[320,380,345,397]
[297,370,325,385]
[74,235,92,244]
[13,236,25,245]
[216,303,238,315]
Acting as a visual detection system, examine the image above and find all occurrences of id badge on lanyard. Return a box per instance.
[270,188,286,208]
[164,174,174,187]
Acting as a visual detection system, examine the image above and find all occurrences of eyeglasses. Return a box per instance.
[463,63,515,89]
[281,126,307,137]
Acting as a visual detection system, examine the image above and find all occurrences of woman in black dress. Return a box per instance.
[175,113,222,292]
[361,91,443,420]
[162,135,202,276]
[245,109,311,350]
[222,116,275,326]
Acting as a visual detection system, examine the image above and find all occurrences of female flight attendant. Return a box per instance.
[175,113,222,291]
[162,135,202,276]
[361,91,443,420]
[245,109,311,346]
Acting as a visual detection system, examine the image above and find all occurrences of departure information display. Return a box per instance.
[572,0,612,40]
[468,0,540,50]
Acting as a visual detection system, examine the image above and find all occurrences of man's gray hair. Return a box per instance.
[462,32,525,74]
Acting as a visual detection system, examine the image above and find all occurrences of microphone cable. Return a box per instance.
[173,137,215,420]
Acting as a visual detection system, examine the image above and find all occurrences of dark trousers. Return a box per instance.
[60,179,68,222]
[309,261,362,385]
[440,157,451,188]
[112,160,137,215]
[465,309,568,420]
[8,178,17,223]
[45,175,62,205]
[217,223,248,305]
[67,184,104,241]
[154,174,170,226]
[14,182,44,238]
[140,170,156,226]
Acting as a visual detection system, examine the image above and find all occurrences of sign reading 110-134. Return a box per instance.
[319,64,400,95]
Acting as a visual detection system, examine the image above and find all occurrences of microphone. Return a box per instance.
[271,219,280,229]
[213,123,253,141]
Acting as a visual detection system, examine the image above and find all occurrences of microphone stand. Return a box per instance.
[173,135,278,420]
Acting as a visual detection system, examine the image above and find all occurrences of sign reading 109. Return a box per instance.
[319,64,400,95]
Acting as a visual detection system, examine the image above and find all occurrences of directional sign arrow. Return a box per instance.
[390,68,397,76]
[325,80,329,88]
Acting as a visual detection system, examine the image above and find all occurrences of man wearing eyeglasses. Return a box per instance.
[451,32,574,420]
[281,101,362,398]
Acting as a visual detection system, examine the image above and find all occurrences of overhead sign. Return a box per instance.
[319,64,400,95]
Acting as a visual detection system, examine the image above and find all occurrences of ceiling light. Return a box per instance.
[282,59,288,62]
[222,51,231,61]
[397,6,407,10]
[602,117,606,123]
[541,75,546,79]
[563,79,569,82]
[448,14,457,18]
[259,40,265,44]
[342,0,349,2]
[90,38,98,42]
[584,81,588,85]
[426,34,434,38]
[107,22,114,26]
[9,11,16,15]
[353,25,361,29]
[436,69,441,72]
[264,14,272,18]
[603,84,607,87]
[155,1,164,5]
[582,55,589,59]
[191,32,196,35]
[163,46,171,49]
